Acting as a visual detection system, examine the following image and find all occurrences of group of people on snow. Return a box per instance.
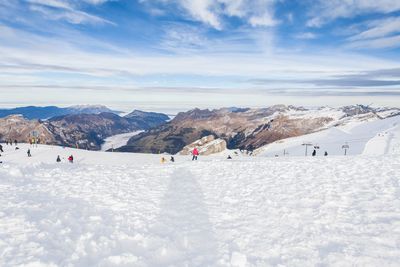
[312,149,328,156]
[29,137,41,146]
[160,147,235,163]
[0,141,75,164]
[160,147,200,163]
[1,139,333,166]
[160,156,175,163]
[4,140,18,146]
[56,155,73,163]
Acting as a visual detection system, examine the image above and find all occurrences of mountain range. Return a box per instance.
[1,104,399,153]
[0,107,169,150]
[116,105,400,154]
[0,105,121,120]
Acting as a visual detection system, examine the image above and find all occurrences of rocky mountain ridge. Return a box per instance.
[0,110,169,150]
[117,105,400,154]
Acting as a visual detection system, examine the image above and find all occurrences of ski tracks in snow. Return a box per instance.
[148,167,220,266]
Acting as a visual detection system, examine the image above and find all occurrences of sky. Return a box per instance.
[1,0,400,113]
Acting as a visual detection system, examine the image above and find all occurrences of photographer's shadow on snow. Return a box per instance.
[149,167,219,266]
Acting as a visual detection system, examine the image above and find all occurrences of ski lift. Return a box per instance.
[302,142,313,156]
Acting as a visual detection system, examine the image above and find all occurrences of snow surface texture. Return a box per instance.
[256,115,400,157]
[1,144,400,266]
[101,131,143,151]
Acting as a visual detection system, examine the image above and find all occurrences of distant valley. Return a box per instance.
[0,105,169,150]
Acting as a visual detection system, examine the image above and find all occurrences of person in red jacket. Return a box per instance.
[192,147,199,161]
[68,155,74,163]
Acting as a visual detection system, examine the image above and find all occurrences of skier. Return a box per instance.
[56,155,61,162]
[5,140,8,145]
[160,157,166,163]
[227,155,232,159]
[68,155,74,163]
[192,147,199,161]
[27,149,31,157]
[170,156,175,162]
[324,151,328,156]
[312,149,316,156]
[0,144,3,153]
[14,140,18,146]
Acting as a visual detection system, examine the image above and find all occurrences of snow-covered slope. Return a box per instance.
[256,115,400,157]
[1,144,400,266]
[363,123,400,155]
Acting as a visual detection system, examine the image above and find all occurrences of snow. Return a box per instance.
[256,115,400,157]
[363,123,400,155]
[101,131,143,151]
[1,142,400,266]
[285,106,345,122]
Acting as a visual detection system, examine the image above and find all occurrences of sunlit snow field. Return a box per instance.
[1,144,400,266]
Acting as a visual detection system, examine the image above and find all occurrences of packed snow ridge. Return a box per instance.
[0,141,399,266]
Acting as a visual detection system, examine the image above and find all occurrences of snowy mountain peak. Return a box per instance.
[66,105,120,114]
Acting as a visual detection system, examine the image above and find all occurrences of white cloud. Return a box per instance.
[180,0,222,30]
[143,0,278,30]
[307,0,400,27]
[220,0,278,27]
[160,24,209,52]
[248,14,276,27]
[348,34,400,49]
[246,0,278,27]
[83,0,110,4]
[0,24,399,82]
[1,21,400,110]
[25,0,115,25]
[350,17,400,41]
[343,16,400,49]
[295,32,317,40]
[27,0,72,9]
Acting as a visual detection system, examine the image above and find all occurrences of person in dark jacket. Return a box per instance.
[312,149,316,156]
[56,155,61,162]
[170,156,175,162]
[27,149,31,157]
[324,151,328,156]
[0,144,3,153]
